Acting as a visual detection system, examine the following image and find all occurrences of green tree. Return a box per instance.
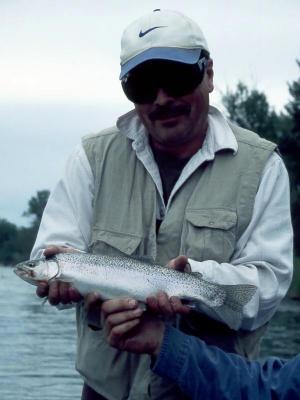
[0,219,18,265]
[222,82,291,142]
[0,190,50,265]
[23,190,50,228]
[0,218,18,243]
[279,61,300,253]
[222,72,300,255]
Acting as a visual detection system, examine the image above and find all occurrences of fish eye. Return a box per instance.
[27,261,36,268]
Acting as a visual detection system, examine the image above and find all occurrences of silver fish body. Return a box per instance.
[14,252,257,329]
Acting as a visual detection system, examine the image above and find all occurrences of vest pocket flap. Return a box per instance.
[92,230,142,256]
[186,209,237,230]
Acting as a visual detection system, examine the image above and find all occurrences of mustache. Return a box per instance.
[149,104,191,121]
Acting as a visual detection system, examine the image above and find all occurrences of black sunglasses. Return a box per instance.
[121,58,207,104]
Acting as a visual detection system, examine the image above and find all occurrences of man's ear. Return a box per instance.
[205,59,214,93]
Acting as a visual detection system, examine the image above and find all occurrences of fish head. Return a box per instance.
[14,257,59,286]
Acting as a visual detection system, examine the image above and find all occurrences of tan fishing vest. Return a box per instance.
[76,123,276,400]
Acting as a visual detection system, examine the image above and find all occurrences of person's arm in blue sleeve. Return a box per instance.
[153,324,300,400]
[102,299,300,400]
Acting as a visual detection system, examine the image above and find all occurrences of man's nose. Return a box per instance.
[154,88,174,106]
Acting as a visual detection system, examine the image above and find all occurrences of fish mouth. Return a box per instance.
[14,265,37,285]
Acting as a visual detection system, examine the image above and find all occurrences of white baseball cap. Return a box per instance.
[120,9,209,79]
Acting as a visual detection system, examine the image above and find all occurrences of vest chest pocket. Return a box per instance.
[90,229,143,257]
[182,209,237,263]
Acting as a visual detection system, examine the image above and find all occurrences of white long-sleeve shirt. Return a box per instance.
[31,106,293,331]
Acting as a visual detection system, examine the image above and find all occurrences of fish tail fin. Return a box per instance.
[223,283,257,312]
[210,284,257,330]
[213,304,243,330]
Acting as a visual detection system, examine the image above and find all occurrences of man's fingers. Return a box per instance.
[168,255,190,272]
[47,281,61,305]
[43,246,64,257]
[43,245,77,257]
[170,296,191,314]
[105,308,143,331]
[156,291,173,315]
[85,292,103,310]
[108,319,141,348]
[59,282,72,304]
[36,282,49,298]
[101,298,138,316]
[147,296,159,313]
[107,314,166,356]
[147,293,191,315]
[147,292,173,315]
[36,280,82,304]
[69,287,83,303]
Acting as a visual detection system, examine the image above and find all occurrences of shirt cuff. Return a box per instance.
[152,324,190,381]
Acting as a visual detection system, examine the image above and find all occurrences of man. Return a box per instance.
[32,9,293,400]
[102,298,300,400]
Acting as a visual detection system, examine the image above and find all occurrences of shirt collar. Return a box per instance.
[206,106,238,155]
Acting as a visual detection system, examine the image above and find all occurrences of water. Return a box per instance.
[260,299,300,359]
[1,267,300,400]
[0,267,81,400]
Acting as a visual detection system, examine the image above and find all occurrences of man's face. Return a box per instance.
[132,60,214,150]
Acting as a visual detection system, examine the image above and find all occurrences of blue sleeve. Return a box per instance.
[152,325,300,400]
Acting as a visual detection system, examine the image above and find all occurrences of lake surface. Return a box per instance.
[1,266,300,399]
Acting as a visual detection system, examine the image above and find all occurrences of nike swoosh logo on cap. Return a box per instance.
[139,26,166,37]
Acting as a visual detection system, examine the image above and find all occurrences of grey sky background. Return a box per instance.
[1,0,300,226]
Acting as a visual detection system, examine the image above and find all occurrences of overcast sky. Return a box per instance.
[1,0,300,226]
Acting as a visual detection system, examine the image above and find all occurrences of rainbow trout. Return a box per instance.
[14,252,257,329]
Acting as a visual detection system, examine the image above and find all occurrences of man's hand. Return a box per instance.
[101,252,192,356]
[147,255,191,315]
[36,245,82,305]
[102,298,165,356]
[99,255,191,352]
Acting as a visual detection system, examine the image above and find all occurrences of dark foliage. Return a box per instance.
[0,190,50,265]
[222,62,300,254]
